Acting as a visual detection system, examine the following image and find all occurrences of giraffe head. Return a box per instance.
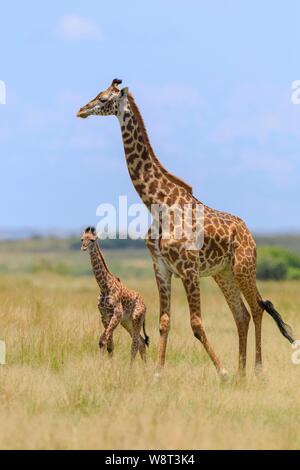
[77,79,128,119]
[81,226,98,251]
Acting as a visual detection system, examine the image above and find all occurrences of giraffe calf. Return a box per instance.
[81,227,149,364]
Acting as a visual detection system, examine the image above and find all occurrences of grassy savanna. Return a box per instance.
[0,239,299,450]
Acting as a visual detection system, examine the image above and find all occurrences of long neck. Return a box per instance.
[117,94,194,209]
[88,241,113,291]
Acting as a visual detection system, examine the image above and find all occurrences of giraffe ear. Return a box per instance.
[121,87,129,97]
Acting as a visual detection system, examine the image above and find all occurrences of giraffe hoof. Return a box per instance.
[153,370,163,381]
[255,366,266,381]
[219,368,229,381]
[255,365,263,375]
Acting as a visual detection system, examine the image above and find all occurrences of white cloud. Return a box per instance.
[55,15,103,41]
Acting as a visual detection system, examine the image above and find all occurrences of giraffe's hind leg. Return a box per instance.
[122,321,147,361]
[130,303,147,365]
[232,246,264,372]
[213,269,251,374]
[138,335,147,362]
[235,273,264,372]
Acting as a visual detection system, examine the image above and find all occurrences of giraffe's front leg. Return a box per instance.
[97,302,114,357]
[99,304,122,358]
[182,274,228,378]
[153,258,172,369]
[104,304,122,338]
[106,335,114,357]
[98,330,115,357]
[213,270,250,375]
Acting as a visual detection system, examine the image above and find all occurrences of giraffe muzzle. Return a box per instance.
[77,108,89,119]
[77,101,96,118]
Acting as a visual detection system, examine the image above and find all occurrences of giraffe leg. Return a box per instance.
[98,331,107,357]
[213,270,251,374]
[138,337,147,362]
[98,329,114,357]
[106,336,114,357]
[98,303,114,357]
[235,274,264,372]
[130,303,147,365]
[130,318,142,365]
[121,321,147,360]
[99,304,122,358]
[153,259,172,368]
[182,275,227,377]
[232,243,265,373]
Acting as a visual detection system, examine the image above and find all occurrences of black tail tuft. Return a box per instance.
[143,320,150,348]
[260,299,295,344]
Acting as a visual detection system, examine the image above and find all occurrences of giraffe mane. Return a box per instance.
[95,240,112,274]
[127,93,193,195]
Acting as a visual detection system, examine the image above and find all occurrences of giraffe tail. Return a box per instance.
[143,319,150,348]
[259,298,295,344]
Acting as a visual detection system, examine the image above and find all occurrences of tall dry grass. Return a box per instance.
[0,250,299,449]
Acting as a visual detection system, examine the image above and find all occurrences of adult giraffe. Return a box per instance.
[77,79,294,377]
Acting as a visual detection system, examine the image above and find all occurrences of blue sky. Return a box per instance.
[0,0,299,233]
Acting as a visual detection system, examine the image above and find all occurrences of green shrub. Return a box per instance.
[257,246,300,281]
[258,246,300,267]
[287,267,300,280]
[256,258,288,280]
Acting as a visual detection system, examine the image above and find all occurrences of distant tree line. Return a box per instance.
[69,237,145,251]
[2,234,300,281]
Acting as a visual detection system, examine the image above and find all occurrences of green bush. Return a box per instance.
[287,267,300,280]
[256,258,287,280]
[257,246,300,281]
